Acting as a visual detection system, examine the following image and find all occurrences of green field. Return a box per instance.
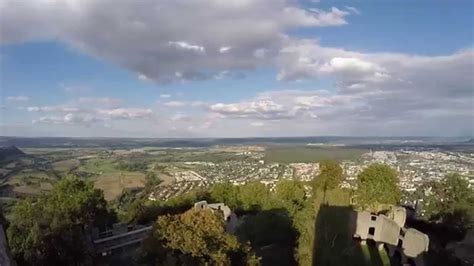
[265,146,367,163]
[76,158,117,173]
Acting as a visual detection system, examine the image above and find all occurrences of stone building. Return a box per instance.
[352,207,429,266]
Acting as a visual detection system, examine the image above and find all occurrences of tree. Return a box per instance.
[238,181,270,211]
[424,173,474,240]
[275,180,306,214]
[237,210,296,247]
[148,208,259,265]
[210,182,241,209]
[145,171,161,189]
[355,163,400,212]
[7,177,113,265]
[313,160,344,192]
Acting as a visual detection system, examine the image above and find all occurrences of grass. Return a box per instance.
[264,146,367,163]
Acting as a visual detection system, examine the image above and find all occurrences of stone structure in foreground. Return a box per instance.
[352,207,429,266]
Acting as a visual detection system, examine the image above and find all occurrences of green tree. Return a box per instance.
[313,160,344,192]
[275,180,306,214]
[145,171,161,189]
[355,163,400,212]
[210,182,241,209]
[148,208,259,265]
[238,181,270,210]
[424,173,474,239]
[7,177,113,265]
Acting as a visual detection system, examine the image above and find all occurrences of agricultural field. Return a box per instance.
[0,147,150,201]
[1,146,250,201]
[93,171,145,201]
[1,144,372,202]
[264,146,367,163]
[52,159,80,173]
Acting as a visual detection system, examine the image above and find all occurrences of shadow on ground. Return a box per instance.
[312,203,392,266]
[235,208,297,265]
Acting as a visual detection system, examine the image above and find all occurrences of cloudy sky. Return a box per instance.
[0,0,473,137]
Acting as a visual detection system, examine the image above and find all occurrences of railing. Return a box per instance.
[93,226,153,254]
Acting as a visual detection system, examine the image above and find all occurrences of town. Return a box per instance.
[148,147,474,201]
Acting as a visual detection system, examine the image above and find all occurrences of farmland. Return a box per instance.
[264,146,367,163]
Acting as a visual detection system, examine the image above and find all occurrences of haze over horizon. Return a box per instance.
[1,0,473,138]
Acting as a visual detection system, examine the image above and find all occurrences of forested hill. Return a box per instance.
[0,146,25,161]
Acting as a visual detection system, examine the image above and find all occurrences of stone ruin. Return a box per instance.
[193,201,238,233]
[352,206,429,266]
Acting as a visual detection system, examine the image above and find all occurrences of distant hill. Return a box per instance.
[464,138,474,143]
[0,145,25,161]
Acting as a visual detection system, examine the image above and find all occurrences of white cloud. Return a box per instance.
[6,96,29,102]
[284,7,349,27]
[219,46,232,53]
[214,70,229,80]
[160,94,171,98]
[78,97,123,107]
[163,101,187,107]
[169,113,190,121]
[28,104,155,126]
[277,40,392,85]
[321,57,382,74]
[138,74,150,82]
[163,101,204,107]
[0,0,353,83]
[34,113,100,125]
[97,108,153,120]
[168,41,205,54]
[253,48,268,59]
[251,122,265,127]
[345,6,360,15]
[27,106,80,113]
[209,99,294,120]
[61,85,90,94]
[209,43,474,135]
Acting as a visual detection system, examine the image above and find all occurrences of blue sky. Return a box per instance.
[0,0,473,137]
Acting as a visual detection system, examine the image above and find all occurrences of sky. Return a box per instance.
[0,0,473,138]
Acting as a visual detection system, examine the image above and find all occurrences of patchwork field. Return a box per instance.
[265,146,367,163]
[93,171,145,201]
[52,159,80,173]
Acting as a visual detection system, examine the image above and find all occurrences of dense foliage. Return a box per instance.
[116,161,148,172]
[423,173,474,241]
[6,178,114,265]
[355,163,401,212]
[141,209,260,265]
[313,159,344,191]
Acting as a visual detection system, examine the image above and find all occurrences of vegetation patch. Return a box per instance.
[264,146,367,163]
